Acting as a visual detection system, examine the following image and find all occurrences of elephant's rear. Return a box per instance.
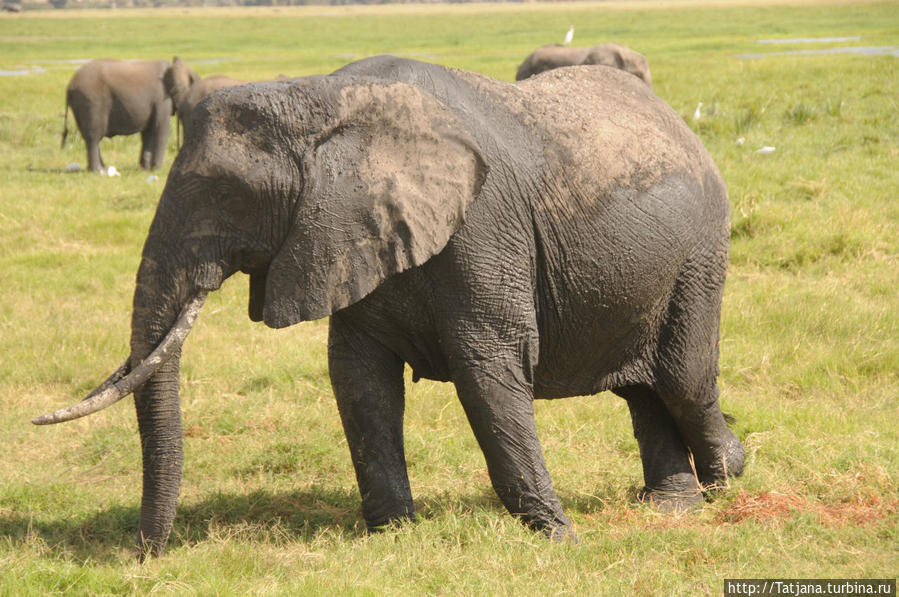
[513,67,729,397]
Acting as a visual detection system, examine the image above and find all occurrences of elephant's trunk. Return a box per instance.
[133,341,184,559]
[128,242,222,557]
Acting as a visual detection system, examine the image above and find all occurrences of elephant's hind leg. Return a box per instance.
[615,385,702,510]
[141,106,171,170]
[653,257,744,488]
[139,130,153,170]
[85,135,105,173]
[328,314,414,530]
[68,91,106,173]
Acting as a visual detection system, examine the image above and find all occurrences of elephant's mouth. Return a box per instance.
[32,292,208,425]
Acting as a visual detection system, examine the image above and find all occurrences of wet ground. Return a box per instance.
[737,36,898,59]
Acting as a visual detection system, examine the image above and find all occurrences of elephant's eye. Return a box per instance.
[213,181,232,203]
[213,180,254,219]
[214,181,239,210]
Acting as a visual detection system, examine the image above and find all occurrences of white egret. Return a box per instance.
[693,102,703,121]
[563,26,574,46]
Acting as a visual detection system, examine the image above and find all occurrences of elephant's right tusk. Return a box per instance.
[32,292,207,425]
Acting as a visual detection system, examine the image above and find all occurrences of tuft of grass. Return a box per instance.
[784,102,817,125]
[790,176,828,199]
[734,106,761,135]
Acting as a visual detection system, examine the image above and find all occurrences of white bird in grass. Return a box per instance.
[563,26,574,46]
[693,102,703,121]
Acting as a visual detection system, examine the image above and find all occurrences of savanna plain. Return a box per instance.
[1,0,897,594]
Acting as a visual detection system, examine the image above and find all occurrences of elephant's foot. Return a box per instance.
[140,150,154,170]
[638,471,704,513]
[513,499,577,543]
[695,432,745,489]
[136,529,169,562]
[544,521,579,544]
[365,510,416,533]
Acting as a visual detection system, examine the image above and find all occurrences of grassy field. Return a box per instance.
[1,0,897,594]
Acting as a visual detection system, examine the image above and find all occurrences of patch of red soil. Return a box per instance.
[717,489,896,527]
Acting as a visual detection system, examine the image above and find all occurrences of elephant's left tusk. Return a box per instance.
[32,292,207,425]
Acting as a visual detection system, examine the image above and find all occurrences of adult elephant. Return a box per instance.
[35,56,743,557]
[163,57,246,141]
[516,43,652,87]
[62,58,174,173]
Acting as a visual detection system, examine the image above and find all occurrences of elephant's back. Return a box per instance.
[514,66,715,200]
[68,58,113,87]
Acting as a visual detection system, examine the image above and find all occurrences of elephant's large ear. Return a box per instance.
[165,56,198,114]
[261,80,488,327]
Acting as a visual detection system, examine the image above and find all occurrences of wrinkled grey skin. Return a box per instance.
[163,57,246,141]
[62,59,174,172]
[516,43,652,87]
[59,55,743,556]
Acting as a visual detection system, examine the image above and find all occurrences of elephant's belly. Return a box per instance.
[530,249,676,397]
[532,313,658,399]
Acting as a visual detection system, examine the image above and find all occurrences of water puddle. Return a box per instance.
[739,35,898,59]
[756,36,862,44]
[737,46,899,59]
[29,58,91,65]
[0,65,47,77]
[0,56,238,76]
[188,57,240,65]
[1,58,89,76]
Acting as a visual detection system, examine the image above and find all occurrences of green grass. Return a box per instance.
[1,1,897,594]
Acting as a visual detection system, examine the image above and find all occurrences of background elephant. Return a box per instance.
[515,43,652,86]
[36,56,743,556]
[62,58,174,173]
[163,56,246,141]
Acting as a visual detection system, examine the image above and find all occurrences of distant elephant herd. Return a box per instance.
[61,43,651,173]
[40,37,744,559]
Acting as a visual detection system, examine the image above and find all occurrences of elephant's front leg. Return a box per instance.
[328,315,414,529]
[452,365,573,540]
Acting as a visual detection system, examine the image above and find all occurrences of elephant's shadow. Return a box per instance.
[0,487,518,563]
[0,486,363,563]
[0,485,631,563]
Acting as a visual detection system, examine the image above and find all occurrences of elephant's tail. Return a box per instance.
[61,94,70,149]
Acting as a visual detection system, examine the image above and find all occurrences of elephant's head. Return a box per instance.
[515,45,590,81]
[34,75,487,557]
[515,43,652,88]
[584,43,652,88]
[163,56,199,116]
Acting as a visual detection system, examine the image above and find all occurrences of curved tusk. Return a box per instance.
[32,292,208,425]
